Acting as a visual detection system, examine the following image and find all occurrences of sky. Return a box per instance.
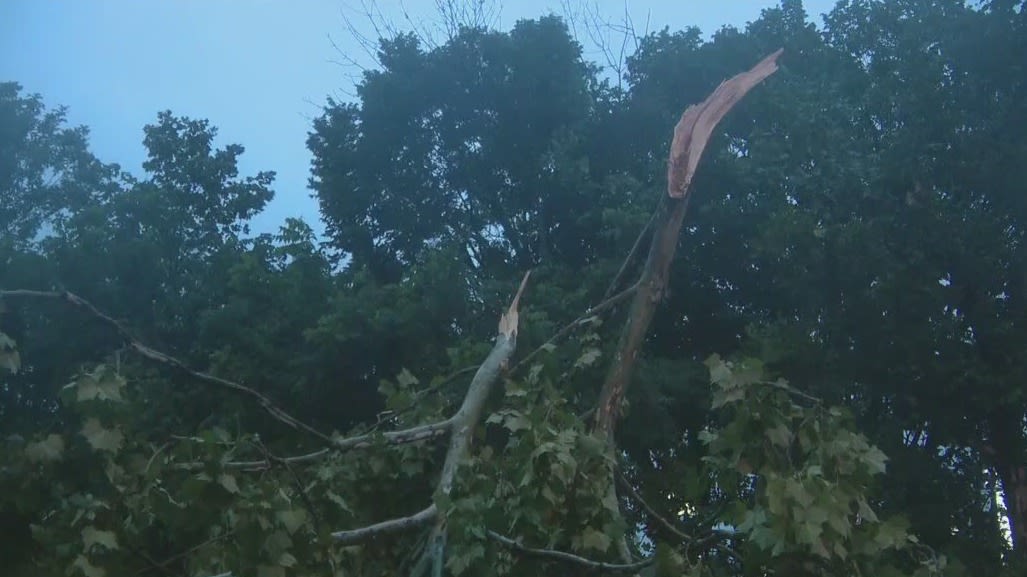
[0,0,836,238]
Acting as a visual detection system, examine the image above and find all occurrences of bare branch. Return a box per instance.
[332,504,438,544]
[486,530,654,572]
[438,270,529,498]
[615,468,693,543]
[667,50,784,199]
[587,50,783,565]
[602,204,659,302]
[333,417,454,451]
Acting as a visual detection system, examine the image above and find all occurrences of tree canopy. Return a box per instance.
[2,1,1026,576]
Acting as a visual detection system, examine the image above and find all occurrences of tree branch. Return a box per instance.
[615,468,693,543]
[486,530,654,572]
[512,280,638,373]
[593,49,783,442]
[0,289,335,444]
[587,49,783,566]
[329,271,530,547]
[331,504,438,545]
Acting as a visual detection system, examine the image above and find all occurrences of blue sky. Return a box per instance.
[1,0,835,238]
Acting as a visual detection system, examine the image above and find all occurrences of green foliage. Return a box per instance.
[699,354,940,575]
[0,330,20,374]
[2,1,1027,575]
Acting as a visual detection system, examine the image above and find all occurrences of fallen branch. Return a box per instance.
[330,271,530,548]
[331,504,438,545]
[486,530,654,572]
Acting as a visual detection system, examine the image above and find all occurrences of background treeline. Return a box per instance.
[1,1,1025,576]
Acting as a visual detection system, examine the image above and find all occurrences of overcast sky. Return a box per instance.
[1,0,836,237]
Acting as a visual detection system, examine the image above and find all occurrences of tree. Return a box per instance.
[3,1,1026,575]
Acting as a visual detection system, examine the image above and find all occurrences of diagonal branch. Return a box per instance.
[0,289,335,444]
[1,289,456,455]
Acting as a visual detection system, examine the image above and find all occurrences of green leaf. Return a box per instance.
[448,542,485,576]
[874,516,911,550]
[218,474,240,494]
[706,354,731,384]
[601,485,620,514]
[796,519,823,545]
[580,527,612,552]
[278,552,298,567]
[766,423,793,448]
[0,330,18,373]
[82,526,119,551]
[863,446,888,475]
[75,368,126,402]
[857,497,879,524]
[256,566,286,577]
[80,418,124,453]
[70,555,106,577]
[396,367,419,387]
[277,508,308,534]
[487,409,531,432]
[0,348,20,374]
[574,348,601,369]
[25,434,65,463]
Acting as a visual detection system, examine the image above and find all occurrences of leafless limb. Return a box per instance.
[331,0,502,82]
[594,48,784,441]
[602,205,659,302]
[615,468,693,543]
[566,0,648,89]
[332,504,438,544]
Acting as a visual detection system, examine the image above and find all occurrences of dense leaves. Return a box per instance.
[2,0,1027,575]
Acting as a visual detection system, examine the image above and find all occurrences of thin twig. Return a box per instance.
[486,530,654,572]
[615,468,693,543]
[603,207,659,301]
[512,281,639,373]
[132,531,237,576]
